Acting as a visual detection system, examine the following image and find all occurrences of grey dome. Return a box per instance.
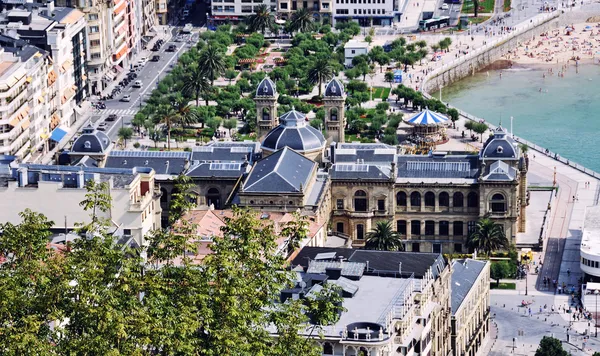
[256,77,276,97]
[262,109,325,152]
[72,125,111,154]
[481,126,518,160]
[324,78,344,97]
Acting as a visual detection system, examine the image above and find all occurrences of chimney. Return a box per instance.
[366,260,369,271]
[77,170,85,188]
[18,167,28,187]
[46,0,54,15]
[330,142,336,164]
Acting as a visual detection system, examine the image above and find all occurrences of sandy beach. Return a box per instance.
[504,21,600,65]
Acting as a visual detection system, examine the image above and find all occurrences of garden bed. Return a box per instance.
[490,282,516,290]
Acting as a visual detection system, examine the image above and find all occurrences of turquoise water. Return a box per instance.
[441,64,600,172]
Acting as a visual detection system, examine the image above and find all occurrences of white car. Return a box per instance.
[121,94,131,102]
[133,80,142,88]
[138,57,147,65]
[441,3,449,9]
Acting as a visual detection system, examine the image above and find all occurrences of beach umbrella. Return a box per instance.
[406,109,449,126]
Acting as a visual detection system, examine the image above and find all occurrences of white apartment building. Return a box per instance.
[211,0,276,20]
[344,40,369,67]
[0,163,162,246]
[277,0,332,23]
[333,0,402,26]
[0,41,51,159]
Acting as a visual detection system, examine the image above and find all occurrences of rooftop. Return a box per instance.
[450,259,488,314]
[104,151,190,176]
[582,205,600,255]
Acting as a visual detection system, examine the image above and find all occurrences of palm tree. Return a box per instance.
[365,221,404,251]
[247,4,276,34]
[198,44,227,86]
[307,59,333,97]
[181,64,211,107]
[171,93,199,128]
[152,104,177,150]
[289,8,314,33]
[117,127,133,147]
[519,143,529,156]
[467,217,509,255]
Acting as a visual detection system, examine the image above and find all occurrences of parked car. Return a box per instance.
[138,57,147,65]
[121,94,131,102]
[167,45,177,52]
[441,3,449,9]
[151,55,160,62]
[133,80,143,88]
[106,114,118,121]
[97,122,108,131]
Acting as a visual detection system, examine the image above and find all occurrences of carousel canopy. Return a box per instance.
[406,109,448,126]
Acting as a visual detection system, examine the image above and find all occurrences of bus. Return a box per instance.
[419,16,450,31]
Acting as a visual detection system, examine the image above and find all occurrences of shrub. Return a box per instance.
[133,142,141,149]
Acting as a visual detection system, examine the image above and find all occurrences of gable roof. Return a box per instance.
[243,147,316,193]
[291,247,446,279]
[451,259,488,314]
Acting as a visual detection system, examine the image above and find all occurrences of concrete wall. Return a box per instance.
[423,11,560,93]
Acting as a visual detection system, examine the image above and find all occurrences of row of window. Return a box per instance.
[582,257,600,269]
[336,220,477,240]
[339,8,387,14]
[397,191,478,208]
[336,0,385,3]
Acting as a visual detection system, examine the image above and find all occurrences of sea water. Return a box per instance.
[441,64,600,172]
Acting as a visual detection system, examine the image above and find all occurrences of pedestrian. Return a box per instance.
[528,308,532,317]
[573,195,575,202]
[576,194,579,201]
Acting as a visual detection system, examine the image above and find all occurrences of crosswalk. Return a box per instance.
[99,109,139,117]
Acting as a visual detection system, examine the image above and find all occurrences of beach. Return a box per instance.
[504,21,600,65]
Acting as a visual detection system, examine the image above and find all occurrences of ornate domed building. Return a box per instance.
[323,78,347,144]
[261,108,326,162]
[255,77,279,139]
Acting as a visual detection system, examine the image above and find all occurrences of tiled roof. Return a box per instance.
[451,259,488,314]
[104,151,190,175]
[396,155,480,179]
[243,147,316,193]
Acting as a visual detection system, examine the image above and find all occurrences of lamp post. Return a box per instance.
[512,337,517,353]
[510,116,514,136]
[525,266,528,295]
[594,289,600,337]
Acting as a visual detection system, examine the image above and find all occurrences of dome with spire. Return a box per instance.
[262,108,326,153]
[256,77,276,98]
[481,126,519,160]
[324,78,345,97]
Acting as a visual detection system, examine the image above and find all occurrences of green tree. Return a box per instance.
[132,112,147,133]
[472,121,489,142]
[290,8,314,33]
[467,217,509,255]
[280,213,309,257]
[206,117,222,133]
[247,4,276,34]
[153,104,177,150]
[224,69,238,84]
[198,44,227,85]
[223,118,238,136]
[465,120,475,134]
[169,174,197,225]
[490,261,513,286]
[171,93,200,128]
[519,143,529,156]
[117,127,133,147]
[535,336,568,356]
[79,180,112,229]
[365,221,404,251]
[307,58,334,97]
[182,63,211,106]
[384,71,395,87]
[447,108,459,128]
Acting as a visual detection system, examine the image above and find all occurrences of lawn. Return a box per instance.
[503,0,511,11]
[461,0,495,14]
[490,282,516,290]
[345,134,375,143]
[372,87,391,100]
[467,16,491,25]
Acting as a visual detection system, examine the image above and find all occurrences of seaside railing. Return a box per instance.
[419,10,600,184]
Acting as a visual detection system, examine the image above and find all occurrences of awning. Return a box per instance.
[40,132,49,140]
[38,95,45,103]
[60,59,73,73]
[47,70,57,86]
[21,119,30,130]
[26,76,32,83]
[50,126,69,142]
[50,113,61,129]
[81,74,87,81]
[113,64,124,73]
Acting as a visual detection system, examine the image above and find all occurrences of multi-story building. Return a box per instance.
[0,4,87,144]
[0,161,162,246]
[156,0,168,25]
[333,0,401,26]
[450,259,490,356]
[211,0,276,22]
[0,37,52,159]
[288,247,452,356]
[277,0,332,24]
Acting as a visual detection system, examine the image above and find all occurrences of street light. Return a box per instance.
[510,116,514,136]
[525,266,528,295]
[594,289,600,337]
[512,337,517,353]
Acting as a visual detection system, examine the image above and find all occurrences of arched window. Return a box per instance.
[439,192,450,207]
[356,224,365,240]
[336,222,344,234]
[453,192,464,207]
[396,191,407,206]
[206,187,220,209]
[354,190,368,212]
[84,141,91,149]
[410,192,421,207]
[467,192,479,208]
[262,107,270,121]
[490,193,507,212]
[424,192,435,207]
[323,343,333,355]
[330,107,338,121]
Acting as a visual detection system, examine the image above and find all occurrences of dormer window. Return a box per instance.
[123,160,127,165]
[84,141,91,149]
[496,146,503,154]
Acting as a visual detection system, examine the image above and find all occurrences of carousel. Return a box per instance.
[405,108,449,152]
